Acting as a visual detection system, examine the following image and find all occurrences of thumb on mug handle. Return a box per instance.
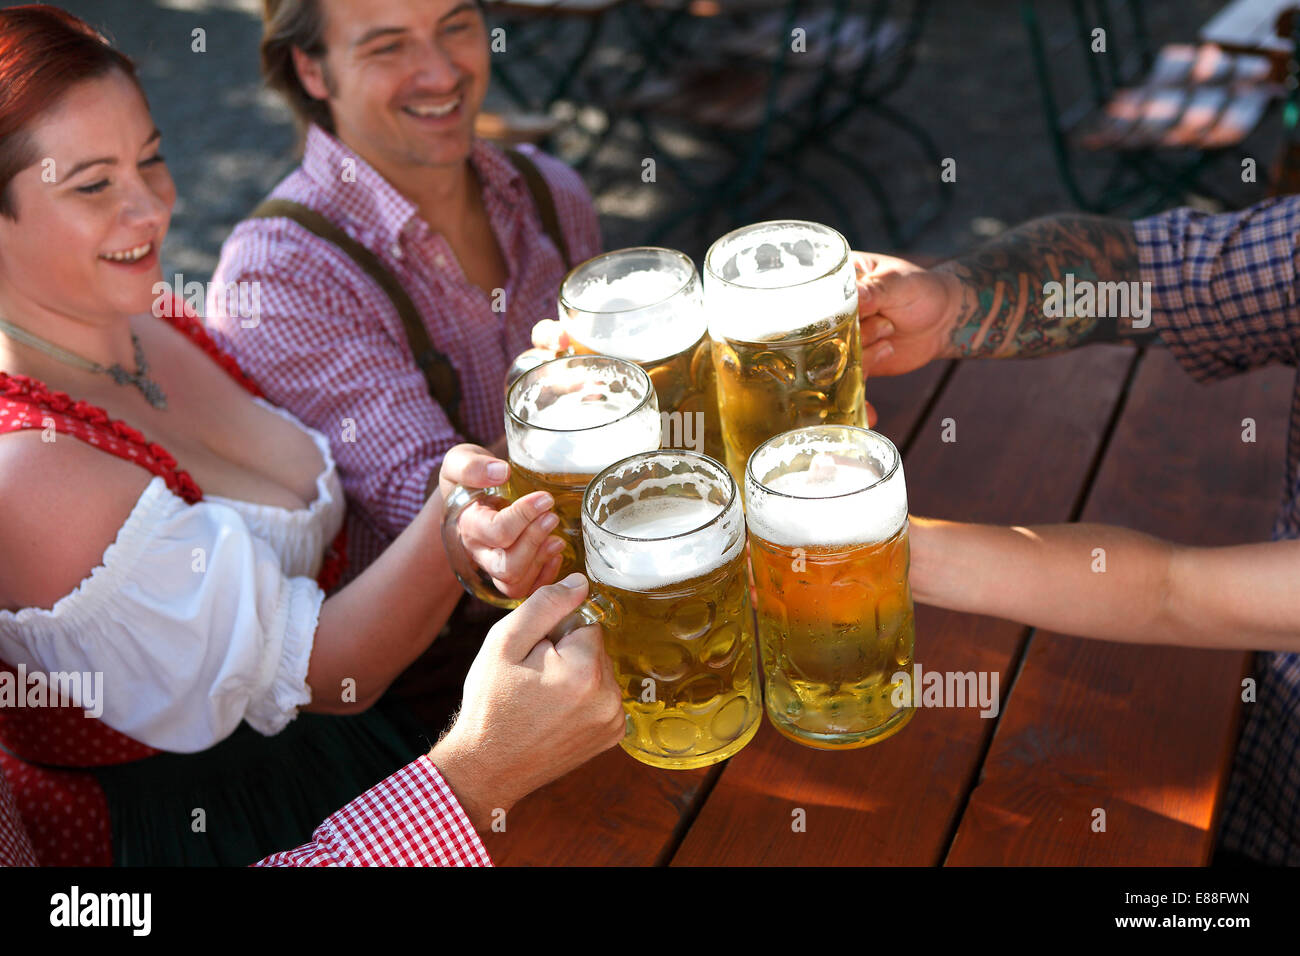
[441,484,522,610]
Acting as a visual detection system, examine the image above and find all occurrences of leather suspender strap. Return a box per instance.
[246,198,471,441]
[504,148,572,268]
[246,152,570,441]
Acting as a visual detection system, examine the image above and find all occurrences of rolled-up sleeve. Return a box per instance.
[1135,196,1300,381]
[0,479,320,753]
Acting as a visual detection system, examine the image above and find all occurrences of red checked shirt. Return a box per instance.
[255,755,491,867]
[0,754,491,867]
[208,126,601,575]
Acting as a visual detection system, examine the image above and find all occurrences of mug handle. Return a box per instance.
[545,591,633,737]
[547,590,613,642]
[440,484,523,609]
[505,346,574,393]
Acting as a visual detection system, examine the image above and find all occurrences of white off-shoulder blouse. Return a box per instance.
[0,400,345,753]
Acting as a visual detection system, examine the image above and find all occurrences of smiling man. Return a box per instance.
[208,0,602,724]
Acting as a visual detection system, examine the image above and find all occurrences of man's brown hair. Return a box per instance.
[261,0,488,136]
[261,0,333,134]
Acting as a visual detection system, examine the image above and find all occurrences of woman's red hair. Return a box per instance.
[0,5,142,218]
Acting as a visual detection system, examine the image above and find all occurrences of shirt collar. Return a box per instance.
[300,125,531,242]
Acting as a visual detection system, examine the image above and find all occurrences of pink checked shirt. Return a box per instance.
[0,753,491,866]
[209,126,601,575]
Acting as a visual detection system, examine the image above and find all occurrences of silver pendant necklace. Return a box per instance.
[0,315,168,410]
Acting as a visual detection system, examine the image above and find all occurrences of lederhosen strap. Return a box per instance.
[503,148,572,268]
[246,148,573,446]
[245,198,474,442]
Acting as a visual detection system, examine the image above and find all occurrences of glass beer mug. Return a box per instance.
[554,450,762,769]
[559,247,724,463]
[745,425,916,749]
[704,220,865,489]
[442,355,661,608]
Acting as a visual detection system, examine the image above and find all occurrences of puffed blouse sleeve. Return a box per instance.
[0,477,320,753]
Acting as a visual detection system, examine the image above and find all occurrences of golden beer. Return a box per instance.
[504,463,590,586]
[561,247,725,463]
[443,356,661,608]
[745,426,915,748]
[705,221,865,488]
[712,308,864,489]
[581,451,761,769]
[750,529,915,747]
[571,331,725,464]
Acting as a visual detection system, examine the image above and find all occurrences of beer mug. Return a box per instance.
[554,450,762,769]
[560,248,724,463]
[442,355,661,608]
[704,220,865,488]
[745,425,915,749]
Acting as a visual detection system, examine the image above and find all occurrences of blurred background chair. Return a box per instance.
[614,0,945,248]
[1022,0,1284,214]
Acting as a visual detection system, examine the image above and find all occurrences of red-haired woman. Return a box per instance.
[0,5,571,865]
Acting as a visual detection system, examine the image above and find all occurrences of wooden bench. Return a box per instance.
[1072,42,1277,152]
[1022,0,1284,212]
[475,110,562,146]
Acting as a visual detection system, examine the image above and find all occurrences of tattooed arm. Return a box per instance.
[855,214,1160,375]
[936,214,1159,356]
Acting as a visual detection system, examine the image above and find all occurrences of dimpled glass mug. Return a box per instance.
[442,355,661,608]
[705,220,866,490]
[552,450,762,769]
[746,425,915,749]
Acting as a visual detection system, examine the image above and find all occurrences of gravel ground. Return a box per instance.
[11,0,1274,281]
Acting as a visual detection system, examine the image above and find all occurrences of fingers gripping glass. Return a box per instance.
[441,355,661,609]
[550,450,763,770]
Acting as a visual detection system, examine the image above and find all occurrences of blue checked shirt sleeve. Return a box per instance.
[1134,196,1300,381]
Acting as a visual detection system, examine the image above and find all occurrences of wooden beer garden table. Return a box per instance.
[480,338,1294,866]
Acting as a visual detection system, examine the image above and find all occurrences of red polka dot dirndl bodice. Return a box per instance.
[0,303,348,865]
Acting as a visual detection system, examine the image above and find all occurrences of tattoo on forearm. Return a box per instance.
[937,214,1161,358]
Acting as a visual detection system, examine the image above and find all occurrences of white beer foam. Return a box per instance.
[587,495,742,590]
[706,231,857,343]
[564,269,706,363]
[511,387,661,475]
[746,452,907,547]
[708,283,857,345]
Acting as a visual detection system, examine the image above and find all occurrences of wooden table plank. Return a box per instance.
[481,748,712,865]
[947,351,1295,865]
[670,346,1137,866]
[485,357,954,864]
[866,361,952,448]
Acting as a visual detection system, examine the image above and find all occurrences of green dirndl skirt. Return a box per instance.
[93,699,431,867]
